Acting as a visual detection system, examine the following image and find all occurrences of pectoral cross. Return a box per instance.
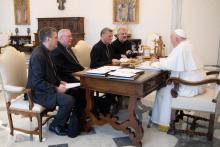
[57,0,66,10]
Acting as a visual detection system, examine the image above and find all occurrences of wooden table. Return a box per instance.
[75,70,169,146]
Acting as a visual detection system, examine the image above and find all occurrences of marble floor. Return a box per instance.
[0,92,220,147]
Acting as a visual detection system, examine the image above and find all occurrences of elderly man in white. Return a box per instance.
[150,29,205,131]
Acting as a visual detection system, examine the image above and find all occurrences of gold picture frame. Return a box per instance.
[113,0,139,24]
[14,0,30,25]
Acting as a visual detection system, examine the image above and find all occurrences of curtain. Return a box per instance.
[171,0,182,31]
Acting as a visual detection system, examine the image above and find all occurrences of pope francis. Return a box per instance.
[150,29,205,131]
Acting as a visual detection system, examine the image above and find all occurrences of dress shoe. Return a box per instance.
[158,125,169,132]
[49,125,68,136]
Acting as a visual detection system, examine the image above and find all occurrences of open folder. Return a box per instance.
[107,68,144,80]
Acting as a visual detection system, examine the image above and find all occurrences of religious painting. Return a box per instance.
[113,0,139,24]
[14,0,30,25]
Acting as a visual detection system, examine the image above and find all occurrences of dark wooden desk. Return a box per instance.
[10,35,32,52]
[75,70,169,146]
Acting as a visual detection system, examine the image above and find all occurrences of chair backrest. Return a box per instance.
[0,46,27,91]
[72,40,92,68]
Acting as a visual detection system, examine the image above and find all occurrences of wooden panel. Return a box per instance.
[50,18,63,31]
[35,17,84,46]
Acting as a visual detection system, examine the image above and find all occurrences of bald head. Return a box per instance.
[117,27,128,42]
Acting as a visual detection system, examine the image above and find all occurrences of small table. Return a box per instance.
[75,70,169,146]
[10,35,32,51]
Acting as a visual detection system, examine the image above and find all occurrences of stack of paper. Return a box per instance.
[86,66,121,76]
[108,68,144,80]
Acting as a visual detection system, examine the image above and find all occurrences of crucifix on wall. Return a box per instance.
[57,0,66,10]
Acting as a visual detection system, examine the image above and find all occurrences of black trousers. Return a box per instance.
[94,93,118,115]
[50,93,75,127]
[66,87,86,119]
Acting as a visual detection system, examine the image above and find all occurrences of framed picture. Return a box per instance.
[14,0,30,25]
[113,0,139,24]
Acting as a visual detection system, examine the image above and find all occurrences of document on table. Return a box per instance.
[66,83,80,89]
[86,66,121,76]
[136,61,161,70]
[107,68,144,80]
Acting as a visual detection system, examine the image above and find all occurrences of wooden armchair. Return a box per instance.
[167,71,220,140]
[0,47,54,142]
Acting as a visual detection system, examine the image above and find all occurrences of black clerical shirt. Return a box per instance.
[50,42,84,83]
[90,40,114,68]
[111,39,132,59]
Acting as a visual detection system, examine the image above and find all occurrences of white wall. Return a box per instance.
[0,0,219,65]
[182,0,220,65]
[0,0,172,49]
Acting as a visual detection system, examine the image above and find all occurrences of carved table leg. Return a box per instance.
[128,96,143,147]
[85,89,107,127]
[84,89,97,130]
[85,89,93,118]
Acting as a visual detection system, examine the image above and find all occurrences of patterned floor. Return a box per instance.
[0,52,220,146]
[0,92,220,147]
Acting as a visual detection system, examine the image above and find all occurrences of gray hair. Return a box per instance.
[100,27,113,37]
[58,29,71,40]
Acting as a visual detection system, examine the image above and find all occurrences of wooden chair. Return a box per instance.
[167,71,220,140]
[0,46,54,142]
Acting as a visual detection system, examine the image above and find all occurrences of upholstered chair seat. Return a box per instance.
[171,86,217,113]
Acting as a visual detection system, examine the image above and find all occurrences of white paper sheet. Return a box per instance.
[66,83,80,89]
[136,61,161,70]
[86,66,121,75]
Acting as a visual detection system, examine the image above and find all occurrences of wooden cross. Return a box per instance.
[57,0,66,10]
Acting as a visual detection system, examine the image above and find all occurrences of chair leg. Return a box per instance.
[7,111,14,136]
[29,117,32,122]
[207,114,215,140]
[167,120,176,135]
[168,110,176,135]
[36,113,43,142]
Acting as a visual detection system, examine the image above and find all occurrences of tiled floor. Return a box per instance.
[0,91,220,147]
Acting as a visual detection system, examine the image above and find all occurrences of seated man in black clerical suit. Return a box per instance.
[90,27,120,115]
[90,27,120,68]
[50,29,84,83]
[27,27,75,136]
[111,27,132,59]
[50,29,86,128]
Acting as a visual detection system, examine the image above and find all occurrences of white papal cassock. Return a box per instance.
[151,40,205,126]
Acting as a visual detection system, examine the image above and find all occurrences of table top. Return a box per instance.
[74,70,163,84]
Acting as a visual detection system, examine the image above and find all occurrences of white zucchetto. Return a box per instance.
[174,29,187,38]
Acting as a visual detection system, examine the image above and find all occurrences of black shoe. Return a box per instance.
[63,123,68,132]
[49,125,68,136]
